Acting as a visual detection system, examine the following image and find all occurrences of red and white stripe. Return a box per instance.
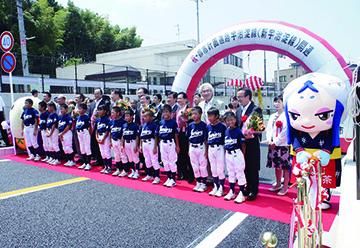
[226,76,264,90]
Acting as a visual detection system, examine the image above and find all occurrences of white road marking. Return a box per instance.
[0,159,10,163]
[193,212,248,248]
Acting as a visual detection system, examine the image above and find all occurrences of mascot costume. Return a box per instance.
[284,72,346,210]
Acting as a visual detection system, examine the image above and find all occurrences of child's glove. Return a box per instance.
[314,150,330,166]
[296,150,312,164]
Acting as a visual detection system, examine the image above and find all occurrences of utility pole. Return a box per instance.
[16,0,30,76]
[263,51,267,84]
[175,24,180,41]
[196,0,200,43]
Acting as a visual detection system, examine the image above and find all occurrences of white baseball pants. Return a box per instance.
[208,145,225,179]
[112,139,128,163]
[47,129,60,152]
[60,131,73,154]
[225,149,246,185]
[142,139,160,170]
[160,140,177,172]
[98,134,111,160]
[77,130,91,155]
[24,126,39,149]
[189,144,208,178]
[124,140,140,163]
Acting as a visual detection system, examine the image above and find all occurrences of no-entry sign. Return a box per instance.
[1,52,16,73]
[0,31,14,52]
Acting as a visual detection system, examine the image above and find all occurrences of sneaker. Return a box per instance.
[66,161,76,167]
[112,169,121,176]
[41,156,49,162]
[163,178,171,186]
[100,168,106,174]
[234,191,245,204]
[64,161,70,166]
[197,183,208,192]
[193,182,202,192]
[128,169,135,178]
[209,185,218,196]
[26,154,35,161]
[132,170,139,179]
[47,158,54,164]
[215,185,224,197]
[51,159,60,165]
[78,163,86,169]
[224,190,235,201]
[119,170,128,177]
[84,164,92,171]
[152,177,161,184]
[166,179,176,187]
[142,175,153,181]
[34,155,41,162]
[104,168,112,174]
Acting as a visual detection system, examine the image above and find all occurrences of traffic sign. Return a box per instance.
[1,52,16,73]
[0,31,14,52]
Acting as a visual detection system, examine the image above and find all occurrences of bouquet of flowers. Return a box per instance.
[242,112,265,137]
[116,100,130,110]
[141,105,157,115]
[181,108,192,119]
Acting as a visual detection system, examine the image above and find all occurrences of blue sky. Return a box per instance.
[57,0,360,80]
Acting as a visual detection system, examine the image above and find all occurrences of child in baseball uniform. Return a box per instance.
[223,112,246,203]
[76,103,92,170]
[139,109,160,184]
[95,105,112,173]
[207,107,227,197]
[187,106,208,192]
[21,98,41,161]
[156,104,180,187]
[38,101,50,162]
[109,106,127,176]
[46,102,60,165]
[121,109,140,179]
[58,104,75,167]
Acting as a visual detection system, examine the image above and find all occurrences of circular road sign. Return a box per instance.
[1,52,16,73]
[0,31,14,52]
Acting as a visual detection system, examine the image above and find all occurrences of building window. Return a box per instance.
[279,75,287,83]
[223,55,243,68]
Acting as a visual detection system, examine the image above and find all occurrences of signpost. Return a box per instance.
[0,31,16,153]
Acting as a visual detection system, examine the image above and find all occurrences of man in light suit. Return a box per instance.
[198,83,225,123]
[236,88,262,201]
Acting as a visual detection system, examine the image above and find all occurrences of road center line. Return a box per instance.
[0,159,11,163]
[0,177,90,200]
[194,212,248,248]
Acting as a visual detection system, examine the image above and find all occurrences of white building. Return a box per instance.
[56,39,245,96]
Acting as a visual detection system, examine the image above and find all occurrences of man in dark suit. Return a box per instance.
[236,88,262,201]
[88,88,111,166]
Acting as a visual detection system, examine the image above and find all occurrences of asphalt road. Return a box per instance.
[0,149,288,248]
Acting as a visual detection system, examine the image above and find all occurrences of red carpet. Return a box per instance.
[3,154,339,231]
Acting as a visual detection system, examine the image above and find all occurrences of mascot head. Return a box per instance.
[283,72,347,147]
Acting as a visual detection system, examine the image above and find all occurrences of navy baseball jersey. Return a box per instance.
[76,114,90,131]
[207,122,227,145]
[140,121,158,140]
[122,122,139,141]
[46,112,59,130]
[58,114,73,133]
[39,111,49,130]
[21,108,39,127]
[224,127,245,151]
[156,119,178,140]
[187,121,207,144]
[110,118,126,141]
[95,116,110,135]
